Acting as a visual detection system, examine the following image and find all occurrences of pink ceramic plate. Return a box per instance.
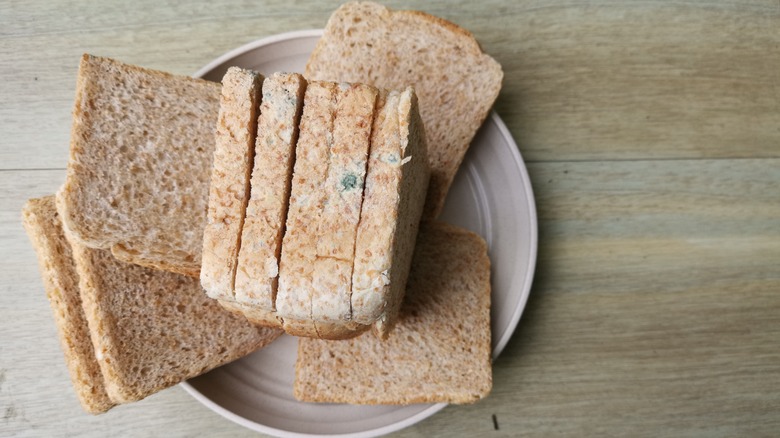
[181,29,537,438]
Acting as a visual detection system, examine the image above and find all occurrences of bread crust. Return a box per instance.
[201,67,264,301]
[277,81,338,325]
[351,87,430,338]
[306,1,503,218]
[22,197,115,414]
[235,73,307,310]
[57,54,221,275]
[275,80,378,340]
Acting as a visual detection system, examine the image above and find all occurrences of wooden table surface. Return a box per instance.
[2,1,779,436]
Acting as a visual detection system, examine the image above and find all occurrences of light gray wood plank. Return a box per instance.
[2,1,779,169]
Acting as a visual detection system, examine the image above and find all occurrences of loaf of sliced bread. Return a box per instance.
[295,221,492,404]
[22,197,115,414]
[57,54,221,277]
[351,87,430,338]
[234,72,306,312]
[235,79,428,340]
[24,196,281,405]
[306,1,503,218]
[201,67,264,301]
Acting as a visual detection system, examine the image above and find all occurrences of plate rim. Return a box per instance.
[487,111,538,358]
[193,29,325,79]
[182,28,538,438]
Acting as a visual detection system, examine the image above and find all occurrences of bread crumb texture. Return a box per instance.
[201,67,263,300]
[306,1,503,218]
[295,221,492,404]
[22,196,115,414]
[57,55,221,277]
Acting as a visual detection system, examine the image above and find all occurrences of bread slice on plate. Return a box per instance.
[276,81,378,339]
[310,82,377,336]
[306,1,503,218]
[246,79,428,340]
[22,197,115,414]
[351,87,430,338]
[24,196,281,407]
[56,54,221,277]
[234,72,307,316]
[201,67,264,301]
[275,81,338,336]
[294,221,492,404]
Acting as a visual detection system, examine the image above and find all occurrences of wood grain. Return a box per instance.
[4,1,779,169]
[2,1,780,437]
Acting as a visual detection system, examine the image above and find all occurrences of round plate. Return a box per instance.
[182,29,538,438]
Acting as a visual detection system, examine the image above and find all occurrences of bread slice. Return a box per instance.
[276,81,337,336]
[56,54,221,277]
[276,81,377,339]
[351,87,430,338]
[305,1,503,218]
[234,72,306,313]
[311,83,377,327]
[22,197,115,414]
[201,67,264,301]
[71,235,280,404]
[294,221,492,404]
[22,196,283,404]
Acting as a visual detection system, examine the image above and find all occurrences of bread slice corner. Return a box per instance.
[22,196,115,414]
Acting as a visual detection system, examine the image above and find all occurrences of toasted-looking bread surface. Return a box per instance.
[56,54,221,277]
[306,1,503,218]
[201,67,264,301]
[295,221,492,404]
[276,80,377,339]
[235,72,306,310]
[276,81,338,330]
[351,87,430,338]
[310,83,377,327]
[22,197,115,414]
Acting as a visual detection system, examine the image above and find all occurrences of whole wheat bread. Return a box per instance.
[274,80,375,339]
[305,1,503,218]
[56,54,221,277]
[275,81,338,336]
[201,67,264,301]
[276,81,379,339]
[22,197,115,414]
[24,196,281,406]
[351,87,430,338]
[295,221,492,404]
[234,72,307,311]
[311,83,378,328]
[230,78,428,340]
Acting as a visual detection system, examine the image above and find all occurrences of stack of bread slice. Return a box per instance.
[23,197,281,414]
[25,0,504,413]
[199,67,430,340]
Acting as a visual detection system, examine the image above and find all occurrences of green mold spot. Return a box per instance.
[340,173,359,191]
